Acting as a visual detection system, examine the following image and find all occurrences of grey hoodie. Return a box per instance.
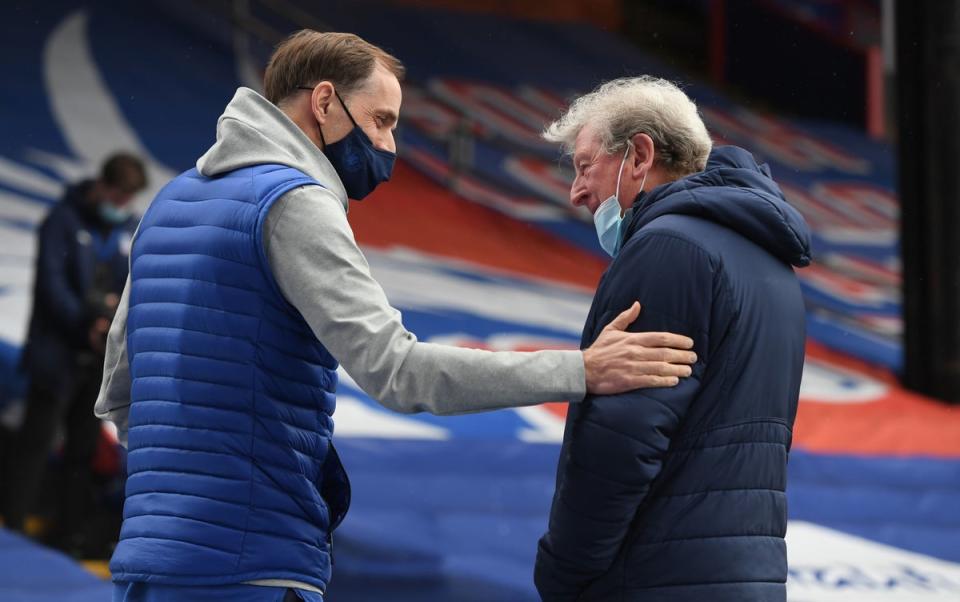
[94,87,585,446]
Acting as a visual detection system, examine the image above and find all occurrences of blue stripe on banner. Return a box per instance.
[788,449,960,563]
[806,312,902,371]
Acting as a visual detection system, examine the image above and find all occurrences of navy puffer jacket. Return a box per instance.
[535,146,810,602]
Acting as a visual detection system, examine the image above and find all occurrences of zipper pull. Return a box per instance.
[328,532,335,567]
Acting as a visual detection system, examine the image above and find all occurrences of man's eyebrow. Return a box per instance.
[378,110,398,125]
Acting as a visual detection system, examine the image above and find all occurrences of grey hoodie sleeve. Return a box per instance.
[94,276,132,447]
[265,185,586,415]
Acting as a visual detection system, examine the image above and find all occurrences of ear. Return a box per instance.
[628,132,656,179]
[309,81,336,126]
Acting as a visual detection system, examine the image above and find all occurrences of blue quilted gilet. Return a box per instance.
[110,165,350,592]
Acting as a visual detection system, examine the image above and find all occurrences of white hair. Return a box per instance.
[544,76,713,176]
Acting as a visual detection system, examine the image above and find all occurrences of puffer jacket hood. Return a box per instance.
[623,145,812,267]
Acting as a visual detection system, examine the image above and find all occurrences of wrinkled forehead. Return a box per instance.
[572,124,604,161]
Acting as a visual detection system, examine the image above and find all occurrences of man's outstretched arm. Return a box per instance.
[265,185,697,414]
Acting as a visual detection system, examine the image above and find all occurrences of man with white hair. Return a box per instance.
[534,76,812,601]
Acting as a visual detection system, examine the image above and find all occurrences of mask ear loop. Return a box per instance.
[334,90,360,128]
[297,85,359,148]
[319,90,359,150]
[614,141,632,216]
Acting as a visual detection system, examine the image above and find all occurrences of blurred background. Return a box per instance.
[0,0,958,600]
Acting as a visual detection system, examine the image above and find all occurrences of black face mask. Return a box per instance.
[303,87,396,200]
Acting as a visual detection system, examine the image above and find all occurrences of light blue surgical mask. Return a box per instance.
[593,143,646,257]
[98,202,132,225]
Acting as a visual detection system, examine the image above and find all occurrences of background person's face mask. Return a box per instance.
[593,142,646,257]
[98,202,132,225]
[318,89,396,200]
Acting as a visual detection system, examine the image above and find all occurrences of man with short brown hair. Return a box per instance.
[99,153,148,196]
[97,31,697,601]
[262,30,405,104]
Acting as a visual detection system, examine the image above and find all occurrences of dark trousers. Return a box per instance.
[1,356,103,535]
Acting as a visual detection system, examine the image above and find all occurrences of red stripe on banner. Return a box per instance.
[796,342,960,458]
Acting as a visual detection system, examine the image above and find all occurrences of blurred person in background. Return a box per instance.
[95,31,699,602]
[534,77,811,602]
[1,152,145,557]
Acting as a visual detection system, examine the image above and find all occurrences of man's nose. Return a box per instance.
[570,186,589,208]
[380,131,397,154]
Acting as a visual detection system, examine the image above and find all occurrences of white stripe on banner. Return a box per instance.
[365,247,592,336]
[0,156,63,199]
[43,10,175,209]
[787,521,960,600]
